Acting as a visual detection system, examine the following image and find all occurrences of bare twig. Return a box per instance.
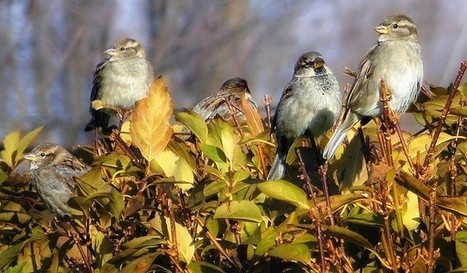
[167,199,184,272]
[109,130,146,169]
[263,94,272,129]
[295,148,328,272]
[195,217,241,268]
[427,182,438,273]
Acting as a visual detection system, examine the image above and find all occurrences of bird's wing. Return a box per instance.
[271,79,295,133]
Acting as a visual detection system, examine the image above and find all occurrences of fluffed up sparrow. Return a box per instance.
[268,51,342,180]
[323,14,423,159]
[192,77,258,123]
[24,143,90,218]
[84,38,154,132]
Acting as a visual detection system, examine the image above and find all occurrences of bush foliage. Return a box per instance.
[1,68,467,273]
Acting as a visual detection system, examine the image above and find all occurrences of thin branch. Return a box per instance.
[263,94,272,129]
[295,148,328,272]
[421,60,467,174]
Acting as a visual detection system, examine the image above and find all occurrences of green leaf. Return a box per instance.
[316,194,368,213]
[17,126,44,158]
[0,240,30,269]
[107,188,124,220]
[201,144,226,164]
[187,262,225,273]
[1,131,20,168]
[257,180,310,209]
[450,106,467,117]
[396,171,467,217]
[456,241,467,268]
[0,211,31,225]
[152,148,194,191]
[92,230,113,267]
[346,206,384,227]
[175,110,208,144]
[119,253,158,273]
[147,214,194,263]
[268,243,311,263]
[457,230,467,242]
[221,125,235,163]
[213,200,262,223]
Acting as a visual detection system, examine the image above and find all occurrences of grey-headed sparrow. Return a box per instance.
[323,15,423,159]
[192,77,258,122]
[24,143,90,218]
[84,38,154,132]
[268,51,342,180]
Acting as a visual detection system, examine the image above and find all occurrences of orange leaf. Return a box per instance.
[241,94,264,136]
[130,76,173,163]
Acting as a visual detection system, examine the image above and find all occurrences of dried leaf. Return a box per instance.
[130,76,173,163]
[241,94,264,136]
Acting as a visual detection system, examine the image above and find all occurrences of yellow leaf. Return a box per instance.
[130,76,173,163]
[1,131,21,168]
[91,99,104,110]
[152,149,194,191]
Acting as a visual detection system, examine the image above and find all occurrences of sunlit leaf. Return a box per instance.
[119,253,157,273]
[16,126,44,162]
[0,240,30,269]
[147,214,194,263]
[315,194,368,213]
[213,200,262,223]
[152,149,194,191]
[241,94,264,136]
[175,111,208,144]
[0,131,21,168]
[131,76,173,164]
[257,180,310,209]
[221,126,235,163]
[396,171,467,217]
[0,126,44,169]
[268,243,311,263]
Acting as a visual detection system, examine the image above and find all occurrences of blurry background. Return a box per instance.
[1,0,466,147]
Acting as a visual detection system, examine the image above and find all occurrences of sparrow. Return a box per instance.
[192,77,258,122]
[84,38,154,132]
[24,143,90,218]
[323,14,423,159]
[267,51,342,180]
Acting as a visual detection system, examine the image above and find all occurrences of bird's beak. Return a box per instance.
[23,153,36,161]
[375,25,389,34]
[104,48,118,57]
[313,58,324,69]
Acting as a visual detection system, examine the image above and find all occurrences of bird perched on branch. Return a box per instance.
[84,38,154,132]
[24,143,90,218]
[267,51,341,180]
[192,77,258,123]
[323,14,423,159]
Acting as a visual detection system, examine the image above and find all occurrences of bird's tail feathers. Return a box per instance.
[267,154,286,181]
[322,113,359,160]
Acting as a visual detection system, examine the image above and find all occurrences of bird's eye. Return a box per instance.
[40,152,46,157]
[120,47,125,51]
[392,23,399,29]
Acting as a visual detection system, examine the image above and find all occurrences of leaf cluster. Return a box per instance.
[0,74,467,273]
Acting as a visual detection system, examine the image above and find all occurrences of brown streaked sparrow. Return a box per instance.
[84,38,154,132]
[192,77,258,123]
[267,51,342,180]
[323,14,423,159]
[24,143,90,218]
